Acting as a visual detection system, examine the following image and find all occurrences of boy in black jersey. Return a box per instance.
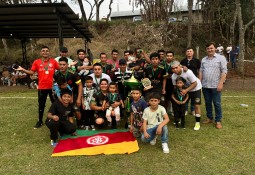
[46,89,76,147]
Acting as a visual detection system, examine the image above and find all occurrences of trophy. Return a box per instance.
[141,78,152,90]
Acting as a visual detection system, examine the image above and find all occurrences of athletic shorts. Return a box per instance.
[188,89,201,105]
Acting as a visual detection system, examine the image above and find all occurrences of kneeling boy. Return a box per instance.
[46,89,76,146]
[141,93,170,153]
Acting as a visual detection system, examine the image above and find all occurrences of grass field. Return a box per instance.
[0,87,255,175]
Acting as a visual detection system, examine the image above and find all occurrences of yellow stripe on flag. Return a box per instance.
[52,140,139,157]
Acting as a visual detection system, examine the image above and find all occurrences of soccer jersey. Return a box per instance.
[131,98,148,128]
[48,100,74,121]
[31,58,59,89]
[144,65,166,93]
[83,86,96,110]
[54,70,81,95]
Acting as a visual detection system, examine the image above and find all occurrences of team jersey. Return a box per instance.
[31,58,59,89]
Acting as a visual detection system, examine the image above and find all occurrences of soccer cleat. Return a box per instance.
[150,135,158,145]
[34,121,43,129]
[185,111,188,116]
[162,143,170,153]
[194,122,201,131]
[191,111,195,116]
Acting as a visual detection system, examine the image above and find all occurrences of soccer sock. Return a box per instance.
[195,114,201,122]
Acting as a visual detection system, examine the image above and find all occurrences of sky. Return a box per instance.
[66,0,188,20]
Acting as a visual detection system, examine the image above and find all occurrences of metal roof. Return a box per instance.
[0,3,93,41]
[111,10,141,18]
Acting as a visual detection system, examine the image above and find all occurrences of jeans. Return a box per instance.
[141,125,168,143]
[202,88,222,122]
[185,99,195,112]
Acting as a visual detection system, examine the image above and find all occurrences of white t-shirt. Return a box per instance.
[142,105,166,129]
[172,68,202,92]
[89,73,112,89]
[55,56,73,65]
[226,46,232,53]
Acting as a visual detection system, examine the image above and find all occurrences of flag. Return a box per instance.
[52,130,139,157]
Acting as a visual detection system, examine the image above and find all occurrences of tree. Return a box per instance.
[106,0,113,22]
[187,0,193,48]
[236,0,255,74]
[94,0,104,22]
[131,0,174,22]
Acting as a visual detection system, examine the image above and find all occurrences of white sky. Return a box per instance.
[66,0,188,20]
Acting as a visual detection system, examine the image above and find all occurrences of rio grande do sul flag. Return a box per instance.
[52,130,139,156]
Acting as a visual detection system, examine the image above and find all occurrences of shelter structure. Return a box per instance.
[0,3,93,64]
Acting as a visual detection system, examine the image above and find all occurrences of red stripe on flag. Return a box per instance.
[53,131,136,154]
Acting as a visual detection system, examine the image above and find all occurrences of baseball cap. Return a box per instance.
[60,47,68,52]
[119,58,127,65]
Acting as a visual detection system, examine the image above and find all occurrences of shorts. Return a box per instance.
[188,89,201,105]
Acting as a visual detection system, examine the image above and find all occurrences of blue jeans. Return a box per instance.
[185,99,195,112]
[141,125,168,143]
[202,88,222,122]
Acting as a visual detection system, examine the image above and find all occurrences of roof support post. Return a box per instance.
[21,38,27,68]
[57,10,63,49]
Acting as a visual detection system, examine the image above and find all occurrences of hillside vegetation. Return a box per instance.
[0,21,255,77]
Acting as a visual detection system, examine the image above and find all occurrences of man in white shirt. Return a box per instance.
[171,60,202,131]
[55,47,74,65]
[89,63,111,91]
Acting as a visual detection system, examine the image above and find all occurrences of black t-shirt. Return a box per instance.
[90,91,106,118]
[48,100,74,121]
[172,88,188,106]
[112,70,132,99]
[54,70,81,95]
[180,57,201,77]
[160,60,174,94]
[144,65,166,93]
[128,59,146,80]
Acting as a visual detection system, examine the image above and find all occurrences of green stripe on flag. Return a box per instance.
[61,129,129,140]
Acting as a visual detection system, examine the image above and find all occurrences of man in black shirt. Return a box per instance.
[143,52,166,103]
[54,57,83,121]
[180,48,201,116]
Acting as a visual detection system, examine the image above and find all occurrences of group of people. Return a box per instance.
[216,43,239,69]
[15,42,227,153]
[0,62,37,87]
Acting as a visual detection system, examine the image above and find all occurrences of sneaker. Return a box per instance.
[162,143,170,153]
[77,125,84,130]
[181,123,186,129]
[50,140,58,147]
[191,111,195,116]
[34,121,43,129]
[150,135,158,145]
[91,125,96,131]
[175,123,179,129]
[185,111,188,116]
[85,126,89,130]
[194,122,200,131]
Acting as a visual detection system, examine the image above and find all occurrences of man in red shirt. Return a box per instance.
[17,46,60,129]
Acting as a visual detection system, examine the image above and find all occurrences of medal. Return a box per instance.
[45,70,49,74]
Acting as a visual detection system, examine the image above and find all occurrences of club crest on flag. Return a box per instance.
[87,135,109,145]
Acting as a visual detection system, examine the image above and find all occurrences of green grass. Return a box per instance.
[0,88,255,174]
